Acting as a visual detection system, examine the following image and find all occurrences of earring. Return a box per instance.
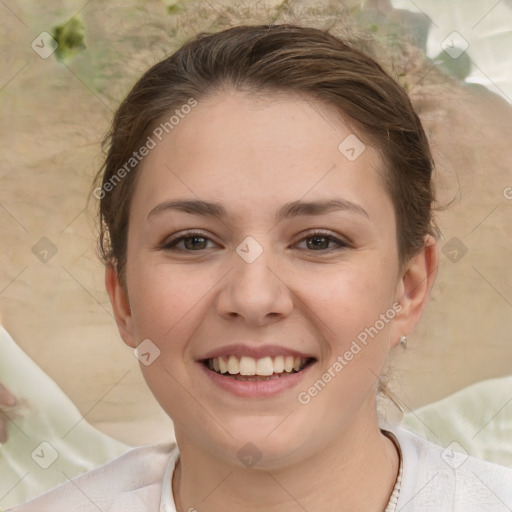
[399,335,407,349]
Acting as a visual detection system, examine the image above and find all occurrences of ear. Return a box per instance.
[390,235,438,347]
[105,264,136,348]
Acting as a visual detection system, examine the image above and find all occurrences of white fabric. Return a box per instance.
[402,376,512,468]
[391,0,512,102]
[8,425,512,511]
[0,327,130,510]
[393,425,512,511]
[6,443,175,512]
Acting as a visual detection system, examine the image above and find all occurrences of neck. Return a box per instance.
[171,411,400,512]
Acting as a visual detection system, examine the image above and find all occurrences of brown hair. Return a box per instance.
[95,23,435,282]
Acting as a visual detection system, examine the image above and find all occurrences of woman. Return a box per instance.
[10,23,512,512]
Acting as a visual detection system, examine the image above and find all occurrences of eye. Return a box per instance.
[161,231,218,251]
[160,229,350,253]
[295,230,350,251]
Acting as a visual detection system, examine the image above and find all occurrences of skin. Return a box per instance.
[0,383,16,443]
[106,90,438,512]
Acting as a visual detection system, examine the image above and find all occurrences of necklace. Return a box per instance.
[383,430,403,512]
[384,451,403,512]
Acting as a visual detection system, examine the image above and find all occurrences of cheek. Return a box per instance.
[308,259,398,394]
[290,261,399,433]
[127,249,398,350]
[315,258,397,333]
[125,262,212,417]
[126,257,217,351]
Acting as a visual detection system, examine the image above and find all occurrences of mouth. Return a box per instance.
[202,355,316,381]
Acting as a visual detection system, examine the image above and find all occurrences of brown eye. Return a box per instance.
[183,235,208,250]
[295,231,350,252]
[161,231,217,251]
[306,235,331,250]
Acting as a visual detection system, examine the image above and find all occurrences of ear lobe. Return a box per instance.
[105,264,136,348]
[391,235,438,347]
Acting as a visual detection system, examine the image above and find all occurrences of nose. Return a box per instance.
[215,239,294,328]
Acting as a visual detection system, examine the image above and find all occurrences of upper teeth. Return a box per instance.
[208,355,308,376]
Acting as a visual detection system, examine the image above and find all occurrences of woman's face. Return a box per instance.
[107,91,433,468]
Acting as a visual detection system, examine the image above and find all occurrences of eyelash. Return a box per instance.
[160,229,351,253]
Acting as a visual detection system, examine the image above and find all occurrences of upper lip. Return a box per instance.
[198,344,316,361]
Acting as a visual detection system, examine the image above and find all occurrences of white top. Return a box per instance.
[8,426,512,512]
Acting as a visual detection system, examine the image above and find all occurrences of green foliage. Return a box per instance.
[51,17,86,61]
[164,0,186,15]
[433,50,472,81]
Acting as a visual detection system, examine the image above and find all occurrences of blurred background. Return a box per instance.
[0,0,511,505]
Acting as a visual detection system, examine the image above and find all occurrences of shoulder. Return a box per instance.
[388,425,512,511]
[7,443,178,512]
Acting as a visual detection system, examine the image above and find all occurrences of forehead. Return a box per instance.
[131,91,391,222]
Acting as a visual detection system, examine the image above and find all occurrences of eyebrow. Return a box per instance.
[147,198,369,222]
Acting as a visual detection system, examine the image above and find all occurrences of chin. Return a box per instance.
[215,418,316,470]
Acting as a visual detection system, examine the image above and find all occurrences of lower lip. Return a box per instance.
[198,361,316,398]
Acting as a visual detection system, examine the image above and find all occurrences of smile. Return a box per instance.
[197,344,317,397]
[204,355,314,380]
[198,354,317,397]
